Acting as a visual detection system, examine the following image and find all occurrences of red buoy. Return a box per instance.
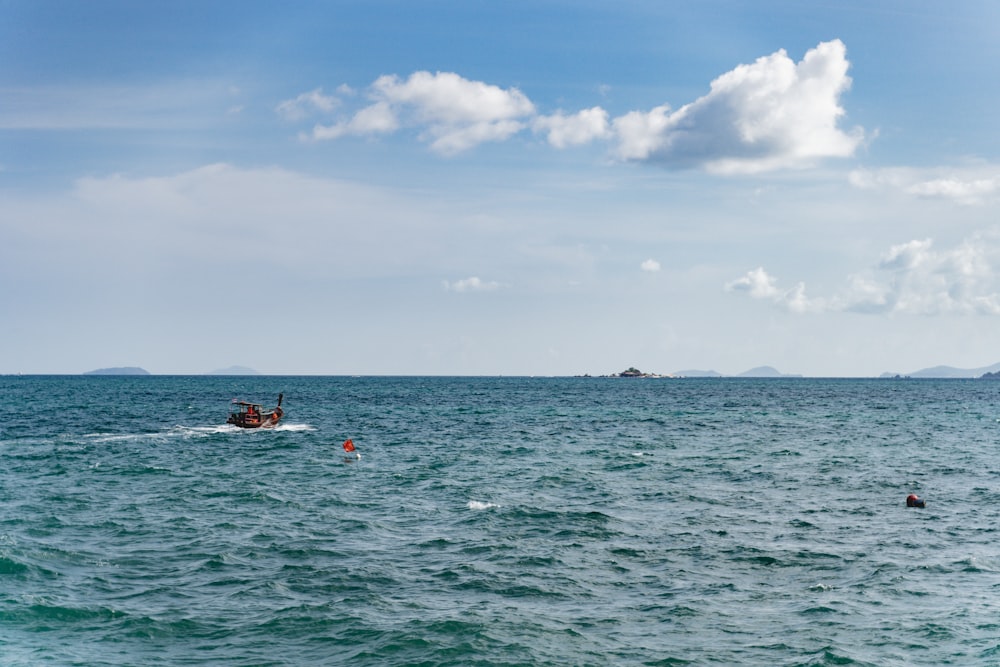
[906,494,925,508]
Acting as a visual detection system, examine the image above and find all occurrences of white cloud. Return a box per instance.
[726,267,817,312]
[612,40,863,172]
[286,40,863,171]
[534,107,611,148]
[640,258,661,272]
[612,105,673,162]
[443,276,502,292]
[309,71,535,153]
[311,101,398,140]
[728,235,1000,316]
[849,166,1000,205]
[726,267,781,298]
[276,88,339,121]
[424,118,524,155]
[879,238,932,272]
[373,71,534,126]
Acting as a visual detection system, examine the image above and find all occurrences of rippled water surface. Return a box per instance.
[3,375,1000,666]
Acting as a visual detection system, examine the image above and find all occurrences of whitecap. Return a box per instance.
[173,425,234,436]
[468,500,499,510]
[272,423,313,432]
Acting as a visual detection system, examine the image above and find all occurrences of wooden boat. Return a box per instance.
[228,393,284,428]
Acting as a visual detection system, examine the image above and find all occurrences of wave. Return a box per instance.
[272,423,313,432]
[468,500,499,510]
[77,422,315,443]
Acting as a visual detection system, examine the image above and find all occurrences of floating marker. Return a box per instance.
[343,438,361,460]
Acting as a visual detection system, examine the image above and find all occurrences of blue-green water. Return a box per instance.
[3,375,1000,666]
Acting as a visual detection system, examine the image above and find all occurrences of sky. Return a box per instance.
[3,0,1000,376]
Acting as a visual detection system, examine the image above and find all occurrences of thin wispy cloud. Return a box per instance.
[5,163,459,281]
[443,277,503,292]
[0,81,239,130]
[310,101,398,140]
[640,259,661,272]
[849,166,1000,205]
[280,40,863,171]
[275,88,339,121]
[727,235,1000,316]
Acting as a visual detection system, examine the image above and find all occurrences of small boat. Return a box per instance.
[228,393,284,429]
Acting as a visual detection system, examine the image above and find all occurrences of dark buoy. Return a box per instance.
[906,494,926,508]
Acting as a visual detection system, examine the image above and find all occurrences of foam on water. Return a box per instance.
[272,422,314,432]
[467,500,499,510]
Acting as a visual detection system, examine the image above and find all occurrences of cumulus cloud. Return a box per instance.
[612,40,862,172]
[308,71,534,153]
[726,267,816,312]
[533,107,611,148]
[443,276,503,292]
[728,235,1000,316]
[726,267,780,298]
[640,258,661,272]
[284,40,863,170]
[849,166,1000,205]
[612,105,673,163]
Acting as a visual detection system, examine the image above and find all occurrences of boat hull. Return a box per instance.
[227,407,283,428]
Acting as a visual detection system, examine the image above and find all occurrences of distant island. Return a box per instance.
[84,367,150,375]
[673,369,724,378]
[597,363,1000,379]
[593,366,802,378]
[880,362,1000,379]
[613,366,673,378]
[736,366,803,378]
[208,366,260,375]
[583,367,680,378]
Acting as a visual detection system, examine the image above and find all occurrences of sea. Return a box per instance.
[3,375,1000,666]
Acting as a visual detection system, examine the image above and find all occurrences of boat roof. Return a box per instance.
[231,400,263,407]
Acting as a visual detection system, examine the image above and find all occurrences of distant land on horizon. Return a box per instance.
[81,365,260,376]
[879,361,1000,379]
[83,367,150,376]
[208,366,260,376]
[667,366,803,378]
[76,362,1000,378]
[672,363,1000,379]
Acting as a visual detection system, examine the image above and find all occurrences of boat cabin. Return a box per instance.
[229,401,265,427]
[227,393,284,429]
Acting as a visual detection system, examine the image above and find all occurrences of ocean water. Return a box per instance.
[3,375,1000,666]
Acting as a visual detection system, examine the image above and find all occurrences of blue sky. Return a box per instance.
[4,0,1000,376]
